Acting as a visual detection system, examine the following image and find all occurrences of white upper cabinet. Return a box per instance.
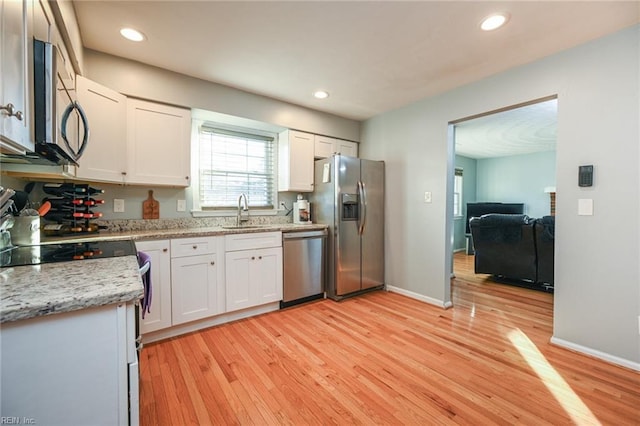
[31,0,53,42]
[278,129,314,192]
[126,99,191,187]
[314,135,358,159]
[75,81,191,186]
[75,76,127,182]
[336,139,358,157]
[313,135,335,159]
[0,0,31,153]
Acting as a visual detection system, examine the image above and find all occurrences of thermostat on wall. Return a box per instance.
[578,165,594,187]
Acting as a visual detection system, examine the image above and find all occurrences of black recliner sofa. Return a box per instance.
[534,216,555,286]
[469,214,554,289]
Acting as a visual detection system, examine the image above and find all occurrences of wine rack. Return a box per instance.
[42,183,105,236]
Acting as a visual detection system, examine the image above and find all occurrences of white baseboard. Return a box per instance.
[141,302,281,344]
[386,285,453,309]
[550,336,640,372]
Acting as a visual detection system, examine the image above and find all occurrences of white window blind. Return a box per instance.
[454,168,463,217]
[198,126,275,209]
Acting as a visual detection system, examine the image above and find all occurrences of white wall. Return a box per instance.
[476,150,556,218]
[361,26,639,367]
[83,50,360,142]
[65,50,362,220]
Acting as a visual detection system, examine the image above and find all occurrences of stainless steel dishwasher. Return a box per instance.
[281,229,327,308]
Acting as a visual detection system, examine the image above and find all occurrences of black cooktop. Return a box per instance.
[0,240,137,268]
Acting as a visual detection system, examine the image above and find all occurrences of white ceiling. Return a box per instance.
[73,1,639,123]
[454,98,557,159]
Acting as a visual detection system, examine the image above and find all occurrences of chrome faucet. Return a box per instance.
[237,193,249,226]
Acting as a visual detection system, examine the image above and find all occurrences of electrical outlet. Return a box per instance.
[177,199,186,212]
[424,191,432,203]
[113,199,125,213]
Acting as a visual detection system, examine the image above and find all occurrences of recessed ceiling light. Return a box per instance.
[313,90,329,99]
[120,28,145,42]
[480,13,509,31]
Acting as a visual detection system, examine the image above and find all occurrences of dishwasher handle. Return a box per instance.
[283,230,328,240]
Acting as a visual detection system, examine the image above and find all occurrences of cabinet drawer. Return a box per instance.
[171,236,221,258]
[225,232,282,252]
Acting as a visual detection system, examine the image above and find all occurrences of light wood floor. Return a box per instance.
[140,252,640,425]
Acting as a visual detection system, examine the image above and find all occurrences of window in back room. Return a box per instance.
[453,168,463,218]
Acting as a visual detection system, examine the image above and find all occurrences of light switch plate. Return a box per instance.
[578,198,593,216]
[113,199,125,213]
[177,199,186,212]
[424,191,432,203]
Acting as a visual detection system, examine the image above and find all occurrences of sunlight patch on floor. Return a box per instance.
[507,329,601,425]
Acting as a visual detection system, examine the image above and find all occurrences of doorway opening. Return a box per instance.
[448,96,558,306]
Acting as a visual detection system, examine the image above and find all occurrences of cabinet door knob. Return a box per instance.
[210,261,215,265]
[163,248,168,252]
[251,256,255,260]
[258,256,262,260]
[1,103,24,121]
[192,245,198,249]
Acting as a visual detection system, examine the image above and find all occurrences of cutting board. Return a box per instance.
[142,190,160,219]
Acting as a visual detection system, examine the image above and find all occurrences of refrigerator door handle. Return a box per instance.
[358,181,367,235]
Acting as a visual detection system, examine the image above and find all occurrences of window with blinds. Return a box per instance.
[454,168,463,217]
[198,126,276,209]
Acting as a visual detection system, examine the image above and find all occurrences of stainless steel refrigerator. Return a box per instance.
[311,155,385,300]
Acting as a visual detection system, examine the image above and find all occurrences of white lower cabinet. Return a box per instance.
[170,236,224,325]
[1,303,137,426]
[136,239,172,333]
[254,248,283,304]
[225,232,283,313]
[137,233,282,340]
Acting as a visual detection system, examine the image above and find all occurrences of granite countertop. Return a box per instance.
[1,222,328,324]
[41,222,328,244]
[0,255,143,324]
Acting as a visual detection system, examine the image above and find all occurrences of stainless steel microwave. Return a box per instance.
[31,38,89,166]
